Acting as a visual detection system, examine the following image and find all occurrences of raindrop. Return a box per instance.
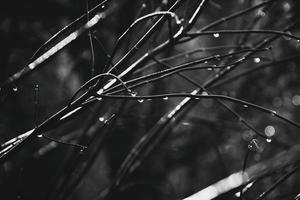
[266,138,272,143]
[142,3,146,8]
[254,57,261,63]
[80,147,85,154]
[13,86,18,92]
[283,31,292,41]
[213,33,220,38]
[99,117,105,122]
[248,139,262,152]
[163,97,169,100]
[270,110,277,116]
[226,66,231,70]
[234,192,241,197]
[215,54,221,61]
[130,91,137,97]
[243,105,248,108]
[204,61,208,64]
[207,68,213,71]
[297,40,300,43]
[37,134,43,138]
[138,99,144,103]
[101,5,105,9]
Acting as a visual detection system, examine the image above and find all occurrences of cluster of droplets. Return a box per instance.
[248,138,263,152]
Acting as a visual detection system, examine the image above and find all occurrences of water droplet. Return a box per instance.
[130,91,137,97]
[207,68,213,71]
[80,148,85,153]
[243,105,248,108]
[248,139,262,152]
[266,138,272,143]
[13,86,18,92]
[234,192,241,197]
[99,117,105,122]
[201,91,208,96]
[297,40,300,43]
[264,125,275,137]
[271,110,277,116]
[101,5,105,9]
[283,31,292,40]
[213,33,220,38]
[138,99,144,103]
[204,61,208,64]
[254,57,261,63]
[142,3,146,8]
[215,54,221,61]
[163,97,169,100]
[226,66,231,70]
[37,134,43,138]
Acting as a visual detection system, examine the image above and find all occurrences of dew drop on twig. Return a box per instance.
[213,33,220,38]
[215,54,221,61]
[99,117,105,122]
[130,91,137,97]
[254,57,261,63]
[266,138,272,143]
[163,97,168,100]
[13,86,18,92]
[270,110,277,116]
[138,99,144,103]
[283,31,292,41]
